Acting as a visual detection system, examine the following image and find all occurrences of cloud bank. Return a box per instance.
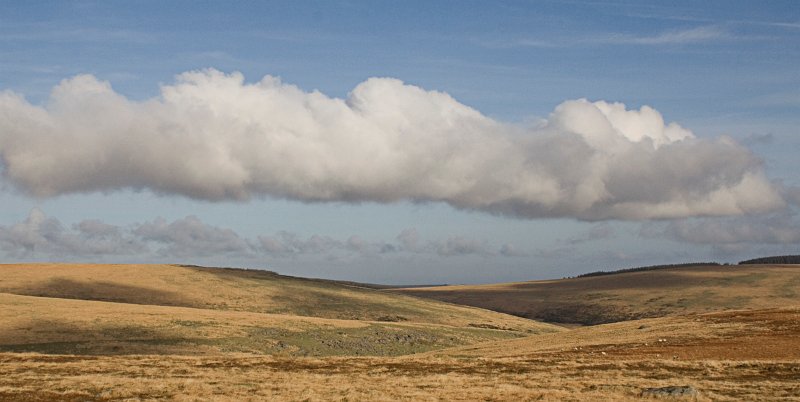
[0,69,784,220]
[0,209,506,260]
[0,209,146,257]
[643,213,800,253]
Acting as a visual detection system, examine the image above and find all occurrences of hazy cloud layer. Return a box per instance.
[0,70,785,220]
[134,216,252,258]
[482,26,730,48]
[564,223,615,245]
[642,214,800,252]
[257,231,346,256]
[0,208,145,257]
[785,187,800,206]
[607,26,728,45]
[0,210,502,260]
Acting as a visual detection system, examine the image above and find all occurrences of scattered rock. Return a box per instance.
[641,385,698,398]
[468,323,504,330]
[638,324,649,330]
[374,315,407,322]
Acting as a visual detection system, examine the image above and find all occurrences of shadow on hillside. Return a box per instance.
[4,278,194,308]
[401,267,791,325]
[0,318,202,356]
[506,270,704,291]
[0,316,498,357]
[185,265,429,321]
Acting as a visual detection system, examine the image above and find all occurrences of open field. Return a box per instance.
[1,308,798,401]
[395,264,800,325]
[0,263,798,400]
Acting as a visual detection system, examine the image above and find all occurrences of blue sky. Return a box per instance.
[0,1,798,284]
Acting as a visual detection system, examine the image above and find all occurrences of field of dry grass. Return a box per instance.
[0,263,798,401]
[395,264,800,325]
[0,264,560,357]
[1,353,797,401]
[0,263,550,329]
[1,308,798,401]
[0,292,548,357]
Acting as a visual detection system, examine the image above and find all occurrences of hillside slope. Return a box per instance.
[437,306,800,361]
[395,264,800,325]
[0,263,561,357]
[0,263,798,400]
[2,306,797,400]
[0,263,553,331]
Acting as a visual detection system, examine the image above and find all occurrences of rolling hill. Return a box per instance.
[394,264,800,325]
[1,262,798,400]
[2,304,797,400]
[0,263,560,357]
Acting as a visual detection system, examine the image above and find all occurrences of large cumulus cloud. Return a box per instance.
[0,69,784,220]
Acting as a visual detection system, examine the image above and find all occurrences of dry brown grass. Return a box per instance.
[1,263,798,400]
[1,343,797,400]
[0,289,558,357]
[0,263,556,331]
[0,263,562,358]
[395,264,800,324]
[437,307,800,360]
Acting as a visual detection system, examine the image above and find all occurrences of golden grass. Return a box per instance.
[437,307,800,360]
[0,263,557,331]
[395,264,800,324]
[1,263,798,400]
[0,292,561,357]
[1,352,797,400]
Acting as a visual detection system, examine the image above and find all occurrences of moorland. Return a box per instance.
[0,262,798,401]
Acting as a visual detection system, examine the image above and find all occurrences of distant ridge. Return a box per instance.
[396,263,800,325]
[177,264,445,289]
[573,254,800,279]
[575,262,721,278]
[739,255,800,265]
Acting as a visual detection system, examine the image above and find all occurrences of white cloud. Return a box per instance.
[642,213,800,253]
[256,231,342,256]
[607,26,728,45]
[133,216,252,258]
[0,210,511,261]
[0,70,785,220]
[0,208,146,257]
[482,26,729,48]
[434,236,492,257]
[396,228,421,252]
[255,228,500,258]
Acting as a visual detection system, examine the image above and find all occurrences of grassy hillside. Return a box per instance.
[395,264,800,325]
[438,306,800,361]
[2,307,797,401]
[0,263,798,400]
[0,263,561,357]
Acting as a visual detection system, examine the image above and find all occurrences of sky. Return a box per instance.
[0,0,798,284]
